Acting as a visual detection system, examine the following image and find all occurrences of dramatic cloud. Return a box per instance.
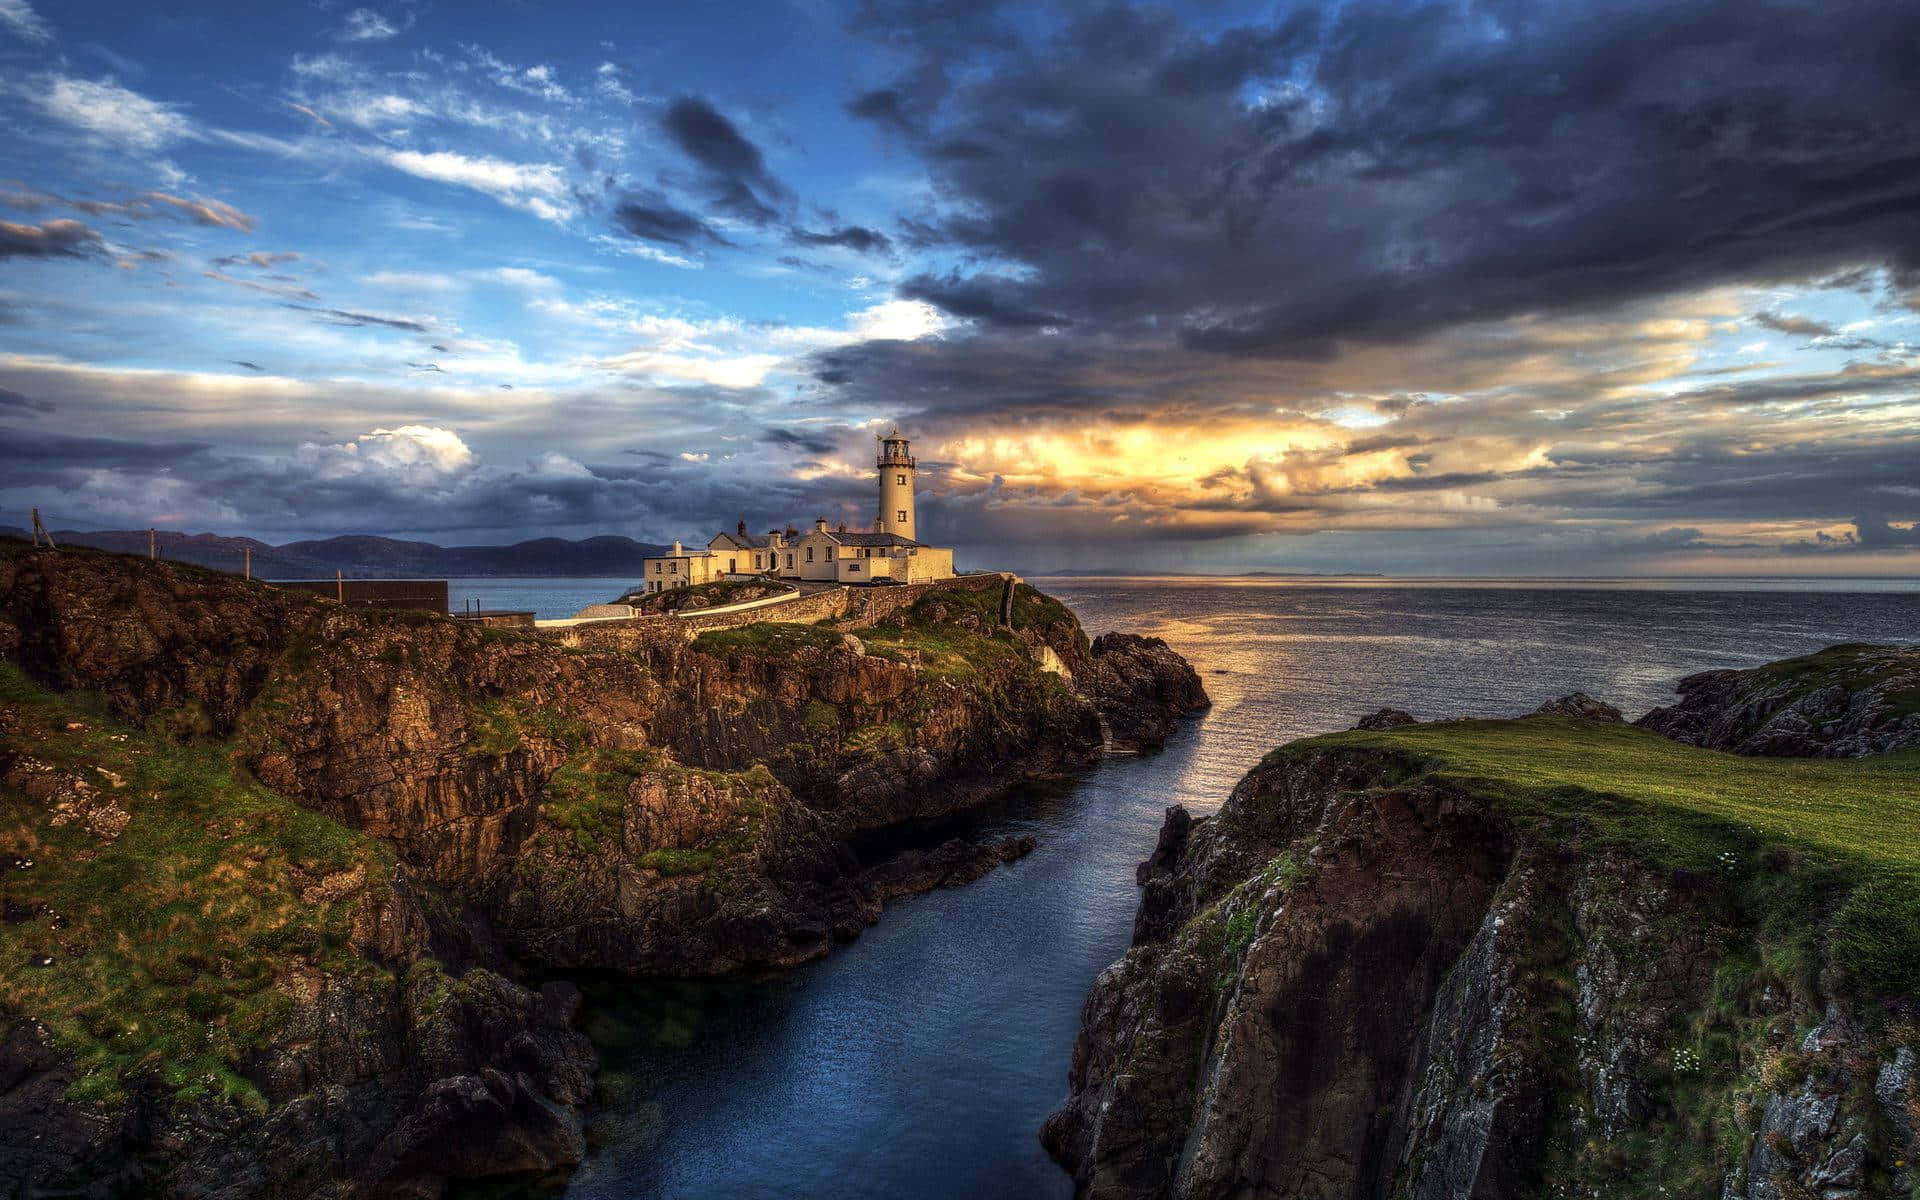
[847,0,1920,359]
[762,427,837,455]
[296,425,476,482]
[1753,311,1838,339]
[790,224,892,254]
[0,385,53,412]
[0,217,103,260]
[1,0,1916,573]
[611,195,732,248]
[659,95,790,226]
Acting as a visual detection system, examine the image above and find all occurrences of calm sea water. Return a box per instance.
[455,577,1919,1200]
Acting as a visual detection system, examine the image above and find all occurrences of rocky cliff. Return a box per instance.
[1048,649,1920,1200]
[1638,644,1920,758]
[0,542,1207,1198]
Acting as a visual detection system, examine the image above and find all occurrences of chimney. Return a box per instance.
[836,521,847,533]
[814,516,828,532]
[737,519,747,537]
[672,539,682,555]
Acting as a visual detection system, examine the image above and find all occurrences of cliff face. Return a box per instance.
[1048,655,1920,1200]
[0,662,596,1200]
[0,544,1207,1198]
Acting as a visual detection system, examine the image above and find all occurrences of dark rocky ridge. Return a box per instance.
[1047,649,1920,1200]
[1637,643,1920,757]
[0,542,1207,1198]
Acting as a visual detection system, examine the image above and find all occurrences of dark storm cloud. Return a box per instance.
[789,224,892,254]
[610,195,733,248]
[846,87,914,134]
[846,0,1920,359]
[0,431,212,470]
[658,95,790,226]
[1853,512,1920,547]
[761,427,837,455]
[0,217,104,260]
[20,443,885,545]
[0,387,53,413]
[898,273,1066,329]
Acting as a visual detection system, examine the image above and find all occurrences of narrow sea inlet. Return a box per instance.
[450,577,1920,1200]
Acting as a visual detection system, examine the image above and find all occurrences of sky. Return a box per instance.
[1,0,1918,576]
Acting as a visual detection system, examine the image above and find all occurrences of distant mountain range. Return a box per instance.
[0,528,670,579]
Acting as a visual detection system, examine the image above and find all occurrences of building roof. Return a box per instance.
[817,530,925,548]
[711,530,769,549]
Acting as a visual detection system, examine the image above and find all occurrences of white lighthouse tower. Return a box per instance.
[876,428,917,541]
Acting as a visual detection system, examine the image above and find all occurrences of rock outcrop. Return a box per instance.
[1353,707,1418,730]
[1048,657,1920,1200]
[1638,643,1920,757]
[0,542,1207,1197]
[1535,690,1623,721]
[1079,633,1212,750]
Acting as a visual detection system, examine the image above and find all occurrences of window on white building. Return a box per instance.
[896,510,907,523]
[806,547,814,562]
[896,474,906,485]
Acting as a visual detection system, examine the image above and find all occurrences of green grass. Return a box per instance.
[1291,717,1920,996]
[692,622,846,656]
[1746,643,1920,718]
[1300,718,1920,871]
[0,663,393,1110]
[639,848,716,876]
[466,698,523,756]
[542,747,661,853]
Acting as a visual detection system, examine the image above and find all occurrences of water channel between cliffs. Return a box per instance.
[452,577,1920,1200]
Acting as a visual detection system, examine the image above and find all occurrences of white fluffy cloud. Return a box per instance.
[295,425,478,485]
[377,149,571,223]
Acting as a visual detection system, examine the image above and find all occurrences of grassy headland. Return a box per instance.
[0,662,393,1109]
[1287,716,1920,996]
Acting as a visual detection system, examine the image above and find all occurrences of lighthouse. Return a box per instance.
[641,422,955,590]
[877,428,917,542]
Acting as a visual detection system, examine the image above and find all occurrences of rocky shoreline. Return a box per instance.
[0,543,1207,1198]
[1044,648,1920,1200]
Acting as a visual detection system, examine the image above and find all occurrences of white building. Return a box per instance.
[638,428,957,593]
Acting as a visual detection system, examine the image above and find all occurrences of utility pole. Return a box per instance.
[148,528,156,561]
[336,569,344,604]
[30,508,54,548]
[243,546,251,580]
